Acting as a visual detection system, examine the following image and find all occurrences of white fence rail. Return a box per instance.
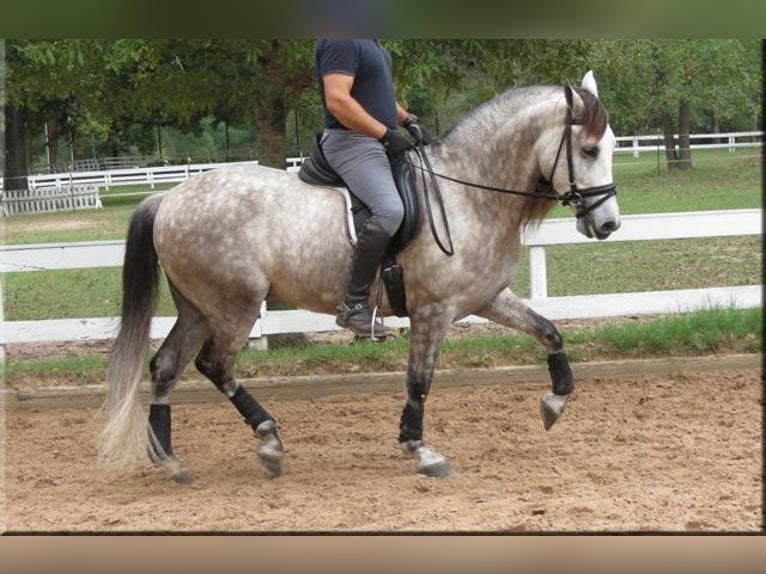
[0,209,760,345]
[1,185,102,217]
[23,158,306,193]
[26,160,262,192]
[614,130,761,158]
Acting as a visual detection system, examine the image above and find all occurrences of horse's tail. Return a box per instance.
[99,193,165,468]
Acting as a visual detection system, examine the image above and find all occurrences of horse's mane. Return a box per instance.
[437,84,608,150]
[573,86,608,139]
[433,83,609,228]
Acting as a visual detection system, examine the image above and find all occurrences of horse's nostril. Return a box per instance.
[601,220,620,233]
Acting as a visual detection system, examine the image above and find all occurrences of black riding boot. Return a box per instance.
[336,220,396,338]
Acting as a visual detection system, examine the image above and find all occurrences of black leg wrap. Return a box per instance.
[230,386,271,429]
[398,403,424,443]
[149,403,172,456]
[548,351,574,395]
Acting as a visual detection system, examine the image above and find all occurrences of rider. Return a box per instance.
[316,38,427,337]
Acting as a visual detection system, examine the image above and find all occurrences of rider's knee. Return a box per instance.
[377,200,404,236]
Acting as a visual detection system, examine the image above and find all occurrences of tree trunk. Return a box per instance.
[711,112,721,144]
[4,105,30,190]
[661,111,679,171]
[46,114,60,173]
[253,40,289,169]
[255,99,287,169]
[676,100,693,170]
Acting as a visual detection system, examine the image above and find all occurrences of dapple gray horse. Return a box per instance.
[100,71,620,482]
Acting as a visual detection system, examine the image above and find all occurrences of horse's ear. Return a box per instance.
[581,70,598,98]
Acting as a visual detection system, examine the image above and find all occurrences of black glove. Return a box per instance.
[379,128,414,156]
[403,114,431,145]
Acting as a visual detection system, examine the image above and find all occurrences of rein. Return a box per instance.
[408,83,618,251]
[410,143,455,256]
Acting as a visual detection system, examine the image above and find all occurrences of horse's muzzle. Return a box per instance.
[578,216,621,240]
[596,218,621,240]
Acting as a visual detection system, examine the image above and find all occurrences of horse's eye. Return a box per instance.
[582,146,599,159]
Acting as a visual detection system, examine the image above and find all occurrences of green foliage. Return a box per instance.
[7,39,760,176]
[587,39,761,134]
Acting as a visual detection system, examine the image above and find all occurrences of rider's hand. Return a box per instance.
[379,128,414,156]
[403,114,430,145]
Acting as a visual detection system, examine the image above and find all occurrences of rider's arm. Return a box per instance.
[322,73,388,140]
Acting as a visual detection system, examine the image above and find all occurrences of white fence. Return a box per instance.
[24,158,305,193]
[1,185,102,217]
[0,209,760,345]
[26,160,260,192]
[614,130,761,158]
[0,159,306,217]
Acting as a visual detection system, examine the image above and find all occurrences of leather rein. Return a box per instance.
[408,84,618,256]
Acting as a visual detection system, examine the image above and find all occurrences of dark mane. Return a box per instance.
[573,86,608,139]
[520,87,608,227]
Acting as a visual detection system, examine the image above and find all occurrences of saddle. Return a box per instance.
[298,133,420,316]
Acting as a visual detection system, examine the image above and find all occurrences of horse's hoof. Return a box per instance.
[411,443,451,478]
[258,454,282,477]
[256,420,284,476]
[418,460,451,478]
[540,392,569,430]
[173,470,193,484]
[164,456,192,484]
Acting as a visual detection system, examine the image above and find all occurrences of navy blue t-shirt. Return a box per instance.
[316,39,398,131]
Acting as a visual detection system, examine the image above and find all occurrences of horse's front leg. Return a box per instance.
[475,288,574,430]
[399,304,453,478]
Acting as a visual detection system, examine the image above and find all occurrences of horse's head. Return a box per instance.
[545,71,621,240]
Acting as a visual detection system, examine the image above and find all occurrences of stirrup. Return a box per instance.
[369,305,388,341]
[336,301,394,340]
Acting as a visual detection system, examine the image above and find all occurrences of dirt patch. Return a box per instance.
[3,365,760,532]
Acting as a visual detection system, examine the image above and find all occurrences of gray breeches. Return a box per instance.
[321,129,404,236]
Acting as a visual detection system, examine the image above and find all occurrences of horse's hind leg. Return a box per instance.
[475,288,574,430]
[148,284,211,483]
[398,305,452,478]
[194,305,284,477]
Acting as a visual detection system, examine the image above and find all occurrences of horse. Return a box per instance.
[99,71,620,482]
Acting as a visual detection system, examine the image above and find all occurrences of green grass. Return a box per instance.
[3,270,177,320]
[512,235,761,298]
[6,307,761,387]
[2,183,174,245]
[566,305,762,359]
[548,148,761,217]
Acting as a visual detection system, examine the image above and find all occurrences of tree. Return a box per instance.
[4,39,111,187]
[15,39,755,183]
[588,39,761,171]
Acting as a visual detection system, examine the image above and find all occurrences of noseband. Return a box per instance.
[552,84,617,221]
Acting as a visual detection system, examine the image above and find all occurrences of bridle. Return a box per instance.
[410,83,618,229]
[551,84,617,221]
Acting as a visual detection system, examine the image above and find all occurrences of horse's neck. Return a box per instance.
[436,96,553,195]
[431,107,548,224]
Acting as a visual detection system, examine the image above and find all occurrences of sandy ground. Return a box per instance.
[2,363,761,533]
